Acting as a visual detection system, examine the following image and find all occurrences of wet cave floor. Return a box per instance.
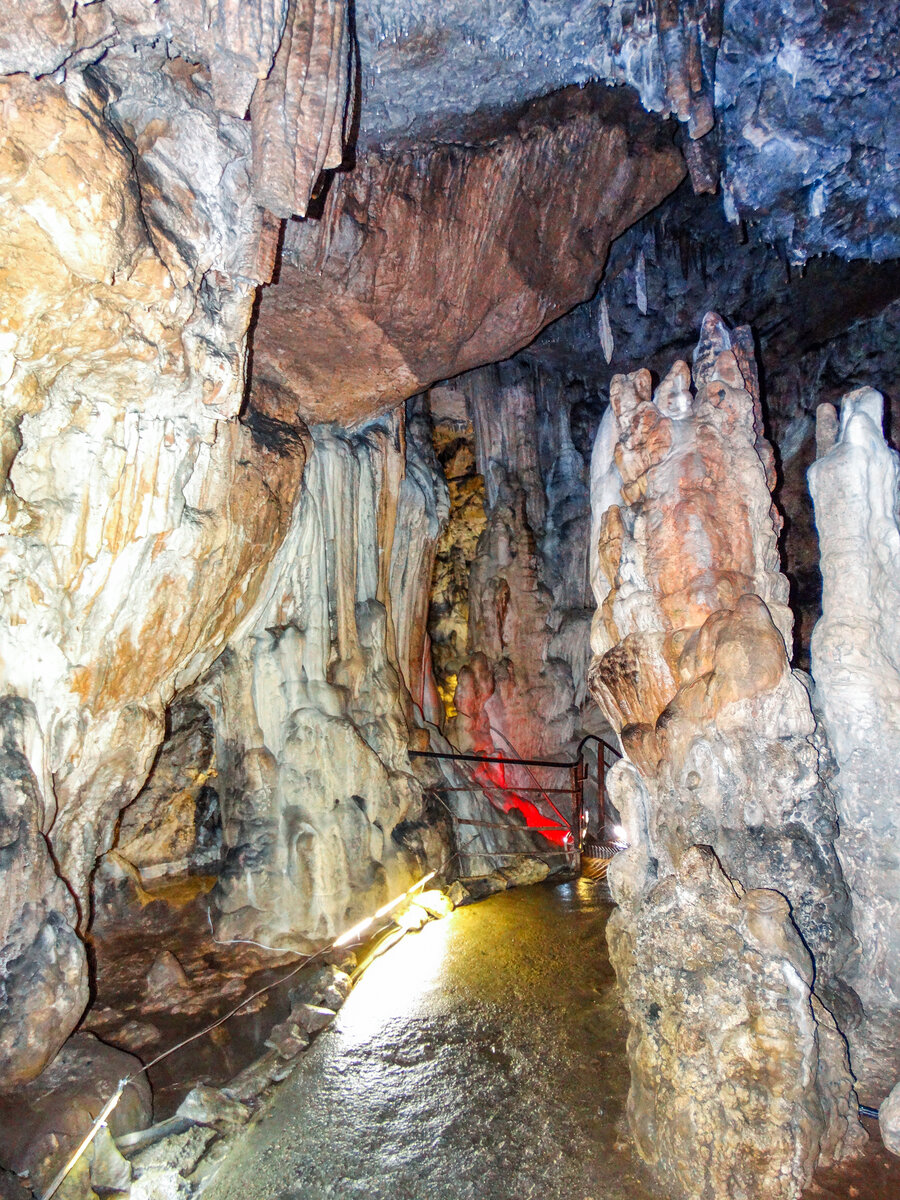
[200,879,898,1200]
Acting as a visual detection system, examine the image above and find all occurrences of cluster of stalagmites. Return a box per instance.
[588,314,900,1198]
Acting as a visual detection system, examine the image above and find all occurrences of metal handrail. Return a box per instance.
[410,733,621,770]
[410,748,576,769]
[410,732,622,856]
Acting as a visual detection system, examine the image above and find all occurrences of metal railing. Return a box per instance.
[410,733,621,866]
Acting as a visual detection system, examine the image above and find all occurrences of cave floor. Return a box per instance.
[201,877,658,1200]
[199,877,899,1200]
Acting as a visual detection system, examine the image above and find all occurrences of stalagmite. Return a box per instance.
[809,387,900,1102]
[587,316,864,1199]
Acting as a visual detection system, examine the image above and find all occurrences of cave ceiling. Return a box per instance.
[3,3,898,418]
[355,0,900,263]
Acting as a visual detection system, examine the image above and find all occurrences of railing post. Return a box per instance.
[572,758,585,852]
[598,746,607,839]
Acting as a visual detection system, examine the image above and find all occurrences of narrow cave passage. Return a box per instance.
[5,3,900,1199]
[202,878,655,1200]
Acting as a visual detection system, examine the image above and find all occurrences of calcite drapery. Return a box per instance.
[809,388,900,1101]
[588,316,863,1198]
[0,74,308,1085]
[198,411,449,951]
[0,0,354,1087]
[428,362,597,764]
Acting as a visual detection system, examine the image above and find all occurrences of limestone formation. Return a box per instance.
[881,1081,900,1158]
[0,4,897,1193]
[809,388,900,1100]
[116,698,222,885]
[0,67,308,1081]
[0,700,87,1086]
[607,846,863,1200]
[0,41,681,1090]
[426,384,487,720]
[589,316,863,1198]
[1,1,349,221]
[0,1033,151,1196]
[198,412,449,950]
[251,85,686,425]
[430,362,597,764]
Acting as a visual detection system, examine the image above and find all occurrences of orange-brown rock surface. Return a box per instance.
[0,72,308,1086]
[251,85,686,425]
[0,0,360,1091]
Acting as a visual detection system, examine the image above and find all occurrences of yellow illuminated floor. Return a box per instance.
[202,877,656,1200]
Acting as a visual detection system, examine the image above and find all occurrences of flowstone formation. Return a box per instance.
[588,315,863,1199]
[0,70,307,1087]
[197,411,449,951]
[72,404,451,1074]
[0,14,683,1094]
[809,388,900,1102]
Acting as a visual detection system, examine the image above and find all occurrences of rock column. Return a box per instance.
[588,315,864,1199]
[809,388,900,1102]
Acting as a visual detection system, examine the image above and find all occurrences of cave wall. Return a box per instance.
[427,361,602,764]
[198,411,449,952]
[0,69,305,1087]
[0,13,686,1091]
[1,4,897,1187]
[587,316,863,1198]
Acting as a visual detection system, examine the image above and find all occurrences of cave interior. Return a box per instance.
[1,2,900,1199]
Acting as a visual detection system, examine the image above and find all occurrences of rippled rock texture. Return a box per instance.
[251,84,685,425]
[589,316,862,1198]
[607,846,863,1200]
[809,389,900,1102]
[0,69,310,1086]
[197,411,449,951]
[427,362,599,763]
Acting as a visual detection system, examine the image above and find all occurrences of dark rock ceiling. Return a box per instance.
[520,180,900,415]
[355,0,900,262]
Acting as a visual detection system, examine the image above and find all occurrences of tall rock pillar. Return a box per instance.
[809,388,900,1102]
[588,315,864,1199]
